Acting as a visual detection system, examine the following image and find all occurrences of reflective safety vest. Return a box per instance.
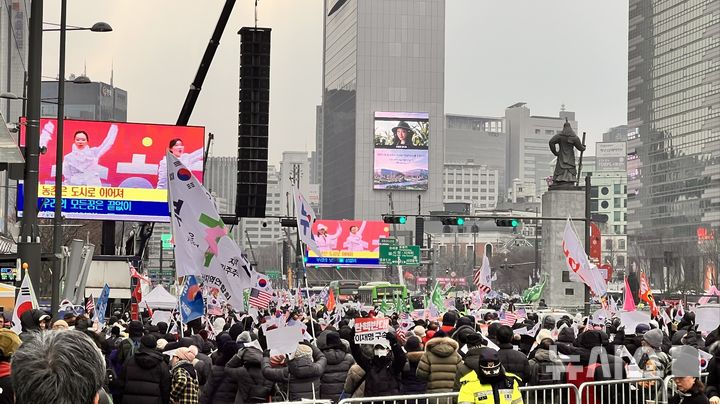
[457,370,523,404]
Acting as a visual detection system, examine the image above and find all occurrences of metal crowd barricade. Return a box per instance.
[663,372,709,402]
[578,377,665,404]
[339,392,457,404]
[519,383,579,404]
[271,400,332,404]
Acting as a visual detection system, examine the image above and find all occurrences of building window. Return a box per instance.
[614,198,621,208]
[614,184,622,194]
[605,239,613,250]
[601,200,609,209]
[535,129,540,134]
[614,225,622,233]
[591,200,598,211]
[614,211,621,221]
[619,239,626,249]
[601,187,609,195]
[617,255,625,267]
[565,288,575,295]
[562,271,571,282]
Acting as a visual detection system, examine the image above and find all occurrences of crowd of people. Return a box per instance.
[1,303,719,404]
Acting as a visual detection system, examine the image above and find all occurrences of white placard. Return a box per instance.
[618,310,651,333]
[692,304,720,334]
[265,325,304,355]
[151,310,173,325]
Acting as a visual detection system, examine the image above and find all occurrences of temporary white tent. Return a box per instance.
[140,285,177,310]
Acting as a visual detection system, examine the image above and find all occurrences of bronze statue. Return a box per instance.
[549,119,585,187]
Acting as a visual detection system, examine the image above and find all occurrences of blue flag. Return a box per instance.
[180,275,204,323]
[94,284,110,326]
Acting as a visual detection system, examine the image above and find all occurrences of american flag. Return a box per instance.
[473,267,491,293]
[85,295,95,315]
[515,308,527,319]
[249,288,273,309]
[499,310,518,327]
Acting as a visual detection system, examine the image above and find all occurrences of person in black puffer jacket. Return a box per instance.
[118,334,170,404]
[350,331,406,398]
[225,332,273,404]
[262,342,327,401]
[495,326,530,386]
[401,336,427,395]
[200,335,239,404]
[318,331,354,402]
[556,325,581,357]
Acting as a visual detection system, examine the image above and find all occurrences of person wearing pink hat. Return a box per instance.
[170,346,200,404]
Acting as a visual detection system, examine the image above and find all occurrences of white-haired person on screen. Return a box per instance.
[62,124,118,186]
[156,138,203,189]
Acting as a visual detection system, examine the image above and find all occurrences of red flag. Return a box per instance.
[638,271,658,317]
[623,276,636,312]
[144,301,154,318]
[327,288,336,312]
[132,282,142,303]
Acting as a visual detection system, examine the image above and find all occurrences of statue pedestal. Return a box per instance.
[541,188,586,309]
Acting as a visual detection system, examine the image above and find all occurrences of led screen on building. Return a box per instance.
[373,112,429,190]
[18,118,204,221]
[305,220,390,267]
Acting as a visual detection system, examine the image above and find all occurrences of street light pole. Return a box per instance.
[50,0,67,319]
[18,0,43,291]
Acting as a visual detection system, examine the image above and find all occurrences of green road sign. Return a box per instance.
[379,244,421,266]
[161,233,173,250]
[265,270,281,280]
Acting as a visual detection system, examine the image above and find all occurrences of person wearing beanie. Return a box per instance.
[401,336,427,395]
[0,329,21,404]
[225,331,273,404]
[169,346,200,404]
[413,325,427,342]
[494,325,531,385]
[228,323,244,341]
[118,327,170,404]
[637,328,671,381]
[261,342,327,401]
[318,331,354,402]
[668,345,708,404]
[417,332,462,393]
[440,312,457,334]
[118,320,144,365]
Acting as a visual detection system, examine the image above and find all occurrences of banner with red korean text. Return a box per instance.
[353,317,390,345]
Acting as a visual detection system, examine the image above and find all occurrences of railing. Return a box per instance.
[520,383,579,404]
[339,392,456,404]
[663,372,709,402]
[577,377,665,404]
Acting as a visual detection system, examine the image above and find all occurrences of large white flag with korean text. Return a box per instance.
[166,151,252,310]
[562,218,607,297]
[293,188,322,257]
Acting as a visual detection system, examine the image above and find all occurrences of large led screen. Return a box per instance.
[18,118,204,221]
[305,220,390,267]
[373,112,429,190]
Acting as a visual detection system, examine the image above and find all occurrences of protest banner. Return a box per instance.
[618,310,651,333]
[353,317,390,345]
[692,303,720,334]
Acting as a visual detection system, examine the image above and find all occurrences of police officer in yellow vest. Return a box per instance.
[458,348,523,404]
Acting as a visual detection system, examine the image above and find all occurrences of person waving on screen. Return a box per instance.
[62,124,118,186]
[157,138,204,189]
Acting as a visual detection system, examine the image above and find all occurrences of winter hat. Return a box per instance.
[52,320,69,330]
[456,316,473,328]
[325,331,342,348]
[466,333,484,348]
[156,339,168,350]
[157,322,168,334]
[236,331,252,344]
[294,344,314,361]
[175,346,198,362]
[129,320,144,338]
[580,330,603,350]
[643,328,663,349]
[536,329,553,345]
[635,323,650,335]
[413,325,427,338]
[141,334,157,349]
[0,329,21,357]
[229,323,244,341]
[405,336,422,352]
[497,326,513,344]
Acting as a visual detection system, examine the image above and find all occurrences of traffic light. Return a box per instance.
[441,217,465,226]
[383,215,407,224]
[495,219,520,227]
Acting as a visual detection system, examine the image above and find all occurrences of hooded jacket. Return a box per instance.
[318,342,354,401]
[416,337,462,392]
[261,343,327,401]
[225,346,273,404]
[496,341,531,386]
[119,347,171,404]
[200,341,239,404]
[351,340,406,397]
[527,347,564,385]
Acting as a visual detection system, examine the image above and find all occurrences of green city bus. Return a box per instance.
[357,281,408,307]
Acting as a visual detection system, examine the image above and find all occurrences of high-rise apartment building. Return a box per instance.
[505,103,578,198]
[627,0,719,288]
[321,0,445,224]
[445,114,507,195]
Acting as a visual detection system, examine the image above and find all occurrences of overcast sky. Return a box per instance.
[42,0,627,165]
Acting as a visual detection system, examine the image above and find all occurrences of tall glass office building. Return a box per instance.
[321,0,445,220]
[627,0,719,290]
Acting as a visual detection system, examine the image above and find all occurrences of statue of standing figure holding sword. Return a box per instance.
[548,118,586,188]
